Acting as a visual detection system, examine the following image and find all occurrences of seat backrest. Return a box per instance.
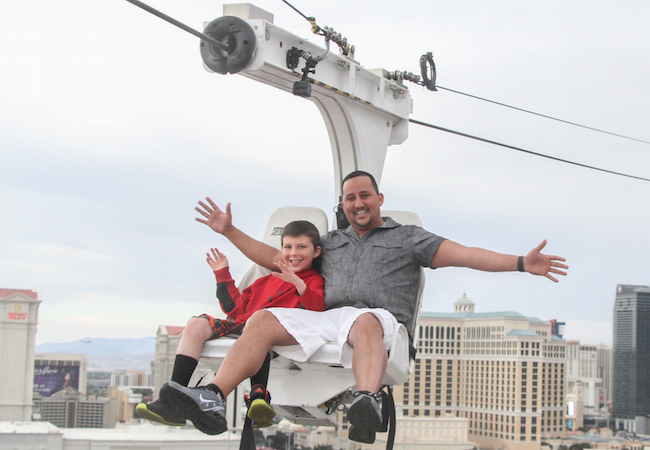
[382,210,425,349]
[238,206,329,289]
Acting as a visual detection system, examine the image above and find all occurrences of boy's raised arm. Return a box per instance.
[195,198,282,271]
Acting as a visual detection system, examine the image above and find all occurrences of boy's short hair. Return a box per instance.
[281,220,323,271]
[281,220,322,249]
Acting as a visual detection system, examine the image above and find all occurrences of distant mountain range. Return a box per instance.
[35,337,155,372]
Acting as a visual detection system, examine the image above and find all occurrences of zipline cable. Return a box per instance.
[409,118,650,183]
[278,0,354,56]
[279,0,310,20]
[436,85,650,145]
[124,0,230,52]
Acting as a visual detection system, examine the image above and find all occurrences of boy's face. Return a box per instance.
[281,235,321,273]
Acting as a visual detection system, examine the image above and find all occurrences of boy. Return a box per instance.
[136,220,324,432]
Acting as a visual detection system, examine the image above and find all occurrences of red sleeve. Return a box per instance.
[214,267,250,322]
[296,271,325,311]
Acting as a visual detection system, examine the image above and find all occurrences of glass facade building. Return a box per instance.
[612,284,650,419]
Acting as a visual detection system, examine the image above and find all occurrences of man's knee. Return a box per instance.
[349,312,384,345]
[355,312,383,332]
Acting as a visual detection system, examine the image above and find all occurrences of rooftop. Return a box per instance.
[421,310,547,323]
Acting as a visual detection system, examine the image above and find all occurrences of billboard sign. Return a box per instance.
[33,364,80,396]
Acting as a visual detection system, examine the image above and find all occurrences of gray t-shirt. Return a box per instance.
[319,217,446,330]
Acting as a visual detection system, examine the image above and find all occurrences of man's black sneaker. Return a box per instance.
[159,381,227,435]
[135,399,186,426]
[347,391,383,432]
[245,384,275,428]
[349,425,376,444]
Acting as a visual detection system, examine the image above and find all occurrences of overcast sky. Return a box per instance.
[2,0,649,346]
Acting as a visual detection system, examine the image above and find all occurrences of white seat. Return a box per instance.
[237,206,329,290]
[200,207,424,426]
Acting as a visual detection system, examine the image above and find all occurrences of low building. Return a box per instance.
[34,388,117,428]
[0,421,242,450]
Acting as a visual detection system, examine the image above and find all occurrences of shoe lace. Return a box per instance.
[245,385,271,407]
[352,390,382,402]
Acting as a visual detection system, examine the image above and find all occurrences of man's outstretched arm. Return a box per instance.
[431,239,568,282]
[195,198,282,271]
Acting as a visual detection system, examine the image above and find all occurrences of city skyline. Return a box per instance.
[30,290,616,347]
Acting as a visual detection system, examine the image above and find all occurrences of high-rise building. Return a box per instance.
[612,284,650,432]
[565,341,603,415]
[0,288,41,421]
[596,343,612,407]
[392,294,567,450]
[548,320,566,339]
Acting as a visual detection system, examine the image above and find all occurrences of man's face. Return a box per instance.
[342,175,384,235]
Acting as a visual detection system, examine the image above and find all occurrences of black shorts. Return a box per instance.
[197,314,245,339]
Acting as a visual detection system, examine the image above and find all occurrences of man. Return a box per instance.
[159,170,568,441]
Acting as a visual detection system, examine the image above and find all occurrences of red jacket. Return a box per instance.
[214,267,325,324]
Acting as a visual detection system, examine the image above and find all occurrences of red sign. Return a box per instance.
[8,312,27,320]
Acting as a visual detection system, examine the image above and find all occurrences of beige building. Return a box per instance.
[110,370,148,387]
[0,288,41,421]
[33,387,117,428]
[392,295,567,450]
[566,341,605,415]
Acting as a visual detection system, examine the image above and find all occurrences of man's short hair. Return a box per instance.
[342,170,379,194]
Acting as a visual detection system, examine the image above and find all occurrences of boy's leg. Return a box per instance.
[136,316,212,426]
[171,316,216,386]
[176,316,215,360]
[246,352,275,427]
[211,310,298,396]
[160,310,297,435]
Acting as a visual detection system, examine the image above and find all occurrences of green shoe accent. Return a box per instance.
[247,398,275,425]
[136,399,186,426]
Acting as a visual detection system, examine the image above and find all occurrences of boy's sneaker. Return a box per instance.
[348,425,376,444]
[159,381,227,435]
[245,384,275,428]
[347,390,383,436]
[135,399,186,426]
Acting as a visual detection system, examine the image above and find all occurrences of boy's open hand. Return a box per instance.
[206,247,228,271]
[272,261,307,295]
[272,261,299,283]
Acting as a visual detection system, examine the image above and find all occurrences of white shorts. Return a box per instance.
[266,306,399,368]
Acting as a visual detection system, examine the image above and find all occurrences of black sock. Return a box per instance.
[207,383,223,396]
[250,352,271,388]
[171,354,198,387]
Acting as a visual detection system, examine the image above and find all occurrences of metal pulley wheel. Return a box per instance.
[200,16,256,74]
